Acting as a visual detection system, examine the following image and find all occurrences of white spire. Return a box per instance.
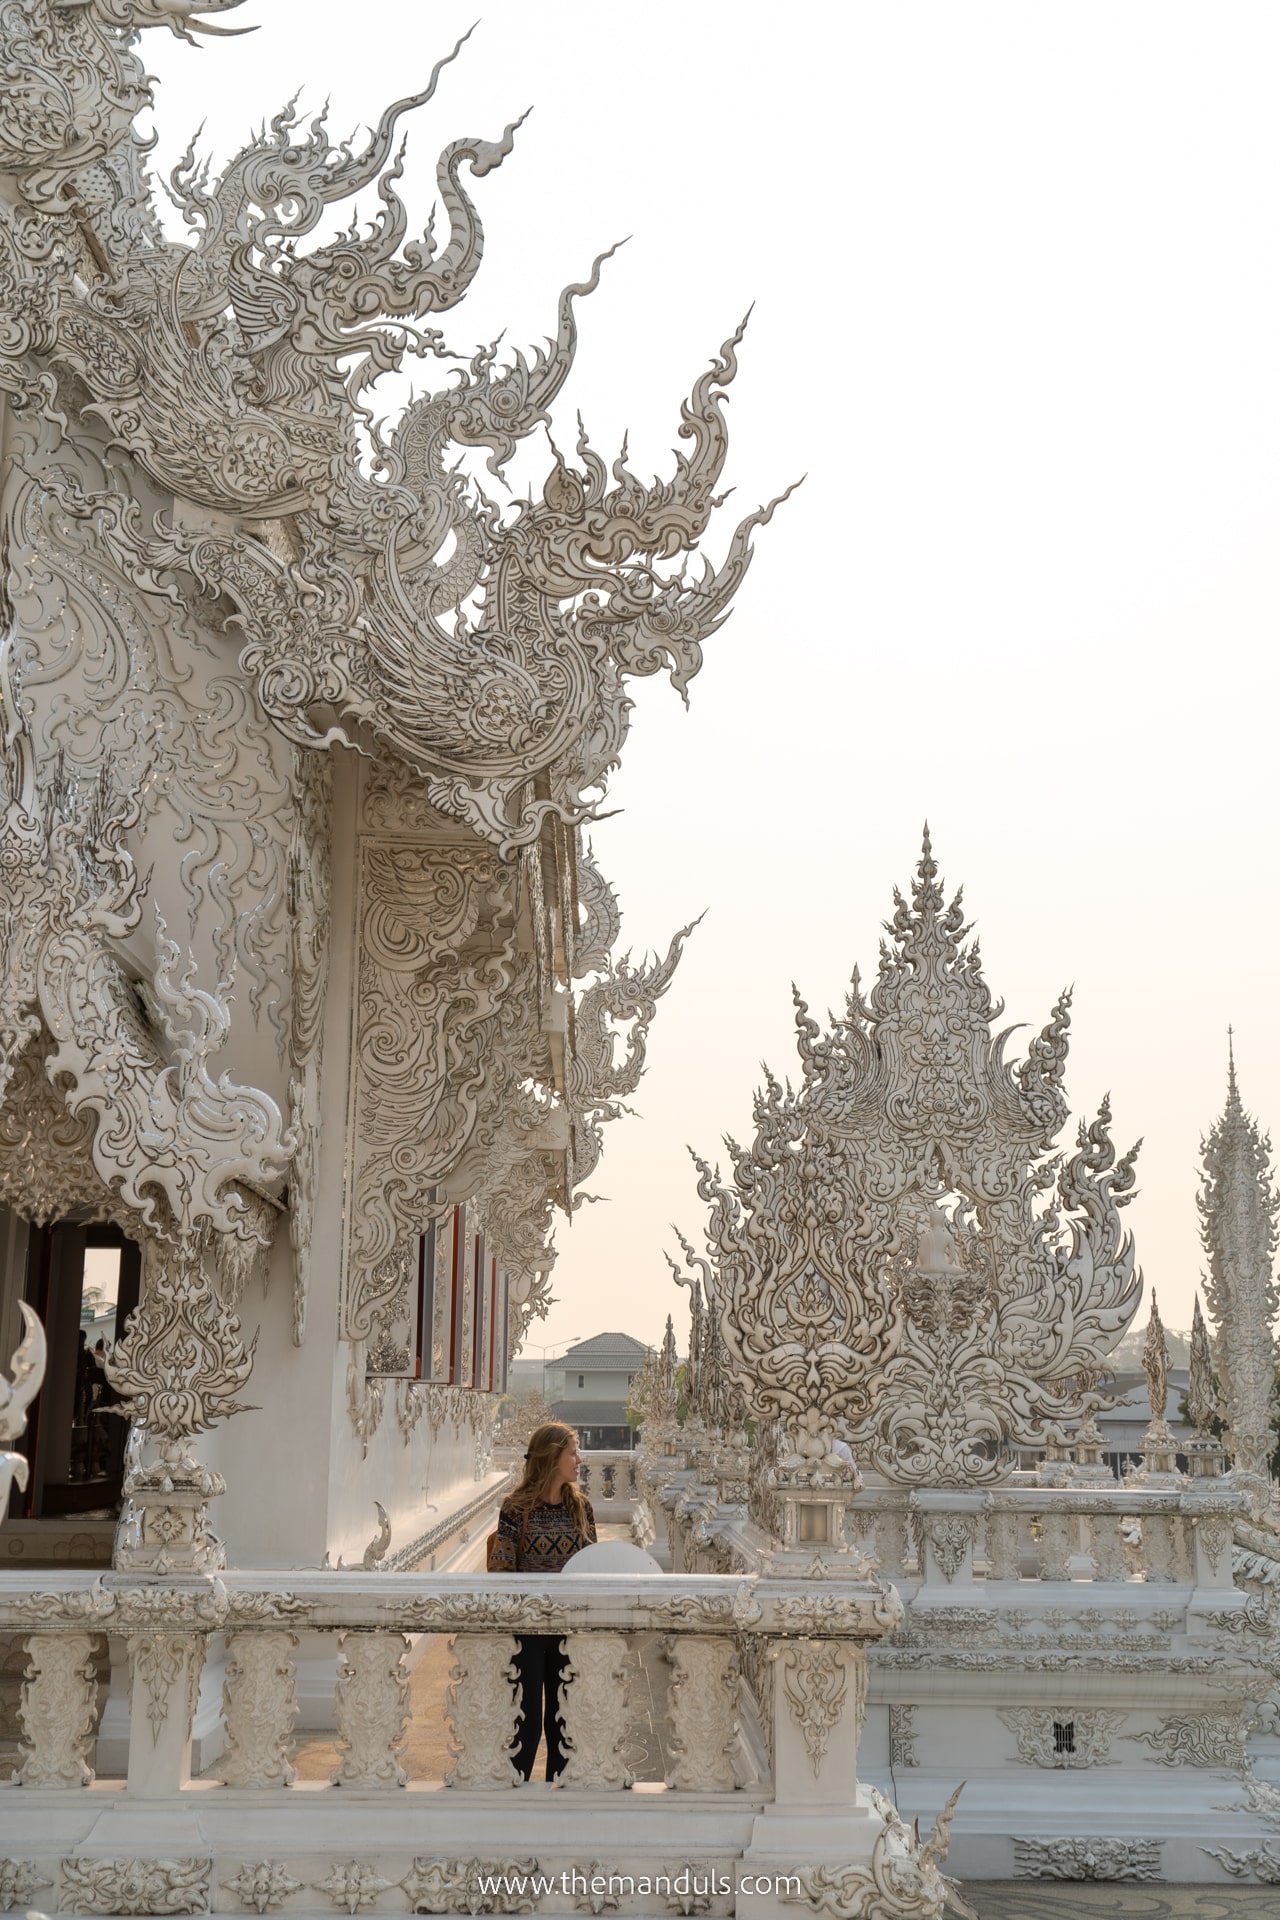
[1199,1041,1279,1490]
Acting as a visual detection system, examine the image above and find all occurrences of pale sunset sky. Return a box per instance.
[146,3,1280,1357]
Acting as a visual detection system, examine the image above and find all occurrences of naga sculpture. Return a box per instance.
[692,831,1144,1484]
[0,0,776,1559]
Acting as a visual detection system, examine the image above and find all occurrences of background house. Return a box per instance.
[545,1331,651,1448]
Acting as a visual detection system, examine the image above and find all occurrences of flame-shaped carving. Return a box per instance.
[691,831,1143,1483]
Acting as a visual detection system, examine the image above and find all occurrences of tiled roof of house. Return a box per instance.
[559,1331,651,1363]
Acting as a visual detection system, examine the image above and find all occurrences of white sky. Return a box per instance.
[144,2,1280,1355]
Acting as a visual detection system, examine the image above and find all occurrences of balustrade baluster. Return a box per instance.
[331,1630,411,1787]
[1089,1510,1128,1581]
[14,1632,98,1786]
[444,1633,521,1788]
[665,1635,739,1791]
[221,1631,299,1788]
[984,1505,1022,1581]
[1141,1514,1178,1582]
[874,1507,910,1579]
[1035,1509,1073,1581]
[559,1633,634,1789]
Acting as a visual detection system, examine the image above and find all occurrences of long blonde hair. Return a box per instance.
[507,1421,590,1537]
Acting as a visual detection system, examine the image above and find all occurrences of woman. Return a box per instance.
[487,1421,596,1782]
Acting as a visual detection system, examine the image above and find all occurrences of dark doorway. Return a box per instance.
[7,1219,140,1520]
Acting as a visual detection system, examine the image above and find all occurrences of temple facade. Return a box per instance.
[0,6,965,1917]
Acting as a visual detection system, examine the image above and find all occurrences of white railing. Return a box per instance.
[0,1565,974,1918]
[663,1476,1246,1592]
[577,1449,639,1508]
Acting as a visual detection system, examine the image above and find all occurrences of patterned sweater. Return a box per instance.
[489,1495,596,1573]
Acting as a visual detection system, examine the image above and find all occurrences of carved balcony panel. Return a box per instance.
[220,1631,298,1789]
[331,1631,411,1788]
[1088,1510,1130,1583]
[443,1633,521,1789]
[984,1505,1025,1582]
[558,1633,635,1790]
[664,1634,740,1792]
[14,1632,98,1786]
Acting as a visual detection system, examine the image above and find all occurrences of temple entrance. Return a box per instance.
[2,1213,140,1522]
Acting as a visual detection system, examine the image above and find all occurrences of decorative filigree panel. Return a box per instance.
[343,841,517,1344]
[694,833,1142,1483]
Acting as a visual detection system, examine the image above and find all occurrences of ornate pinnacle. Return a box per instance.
[1186,1295,1219,1442]
[1142,1292,1172,1436]
[1199,1038,1279,1492]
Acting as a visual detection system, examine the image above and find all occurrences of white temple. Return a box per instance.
[0,5,1279,1917]
[643,840,1280,1895]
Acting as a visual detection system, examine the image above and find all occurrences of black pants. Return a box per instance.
[512,1634,567,1781]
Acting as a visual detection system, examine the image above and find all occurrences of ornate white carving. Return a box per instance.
[664,1634,739,1791]
[1125,1291,1182,1485]
[914,1512,976,1583]
[779,1640,853,1780]
[889,1703,918,1769]
[222,1862,305,1914]
[2,0,770,1569]
[443,1633,521,1789]
[1000,1707,1124,1768]
[312,1862,396,1914]
[0,1858,53,1911]
[400,1857,540,1914]
[782,1786,965,1920]
[1204,1845,1280,1883]
[60,1857,212,1916]
[1201,1043,1279,1492]
[1012,1838,1163,1880]
[1130,1710,1251,1770]
[559,1633,634,1790]
[220,1631,299,1788]
[287,751,332,1346]
[0,1035,135,1233]
[1187,1293,1221,1442]
[13,1630,98,1786]
[0,1300,44,1514]
[344,842,516,1345]
[331,1631,411,1788]
[694,834,1141,1481]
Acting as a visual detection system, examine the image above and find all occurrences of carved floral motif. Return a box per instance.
[222,1862,304,1914]
[60,1857,212,1916]
[0,1858,53,1911]
[779,1640,854,1780]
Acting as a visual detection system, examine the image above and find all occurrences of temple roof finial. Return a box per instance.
[1227,1025,1240,1111]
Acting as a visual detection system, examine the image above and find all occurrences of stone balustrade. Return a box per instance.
[840,1485,1240,1590]
[0,1567,900,1798]
[660,1473,1246,1593]
[577,1449,640,1510]
[0,1567,947,1920]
